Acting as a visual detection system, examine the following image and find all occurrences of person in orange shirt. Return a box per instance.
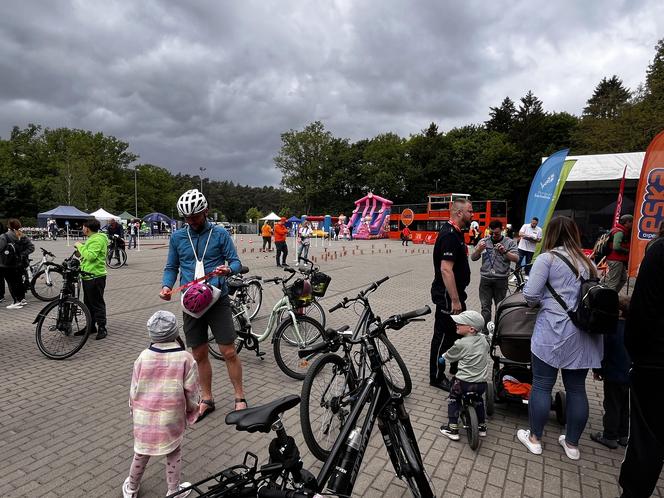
[261,222,273,252]
[274,219,289,267]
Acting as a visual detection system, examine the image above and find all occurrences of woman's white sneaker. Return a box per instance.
[559,435,580,460]
[517,429,542,455]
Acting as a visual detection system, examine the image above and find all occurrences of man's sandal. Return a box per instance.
[195,399,216,423]
[234,398,248,411]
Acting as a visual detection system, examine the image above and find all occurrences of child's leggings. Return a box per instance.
[128,445,182,491]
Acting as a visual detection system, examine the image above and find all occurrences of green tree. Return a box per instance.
[583,76,631,119]
[486,97,517,133]
[274,121,334,213]
[246,207,263,223]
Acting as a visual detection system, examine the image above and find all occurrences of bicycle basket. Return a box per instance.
[310,271,331,297]
[286,278,313,308]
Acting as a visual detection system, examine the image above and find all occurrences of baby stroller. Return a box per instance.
[486,292,566,425]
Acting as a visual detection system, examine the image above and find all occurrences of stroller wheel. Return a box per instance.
[485,381,495,416]
[554,391,567,425]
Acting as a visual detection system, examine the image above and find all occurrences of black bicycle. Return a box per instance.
[33,256,94,359]
[506,263,532,295]
[106,234,127,268]
[168,305,434,498]
[298,277,415,461]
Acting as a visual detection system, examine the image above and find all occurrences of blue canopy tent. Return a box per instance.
[285,216,301,227]
[37,205,93,229]
[142,212,176,234]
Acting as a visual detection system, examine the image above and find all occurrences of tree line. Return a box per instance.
[2,39,663,225]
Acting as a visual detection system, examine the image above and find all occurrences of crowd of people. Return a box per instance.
[429,197,664,497]
[3,189,662,498]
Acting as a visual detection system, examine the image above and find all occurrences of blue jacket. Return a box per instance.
[162,222,241,296]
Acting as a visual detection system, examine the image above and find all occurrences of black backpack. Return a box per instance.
[546,251,619,335]
[0,234,19,267]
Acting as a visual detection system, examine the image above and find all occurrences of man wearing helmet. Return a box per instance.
[160,189,246,421]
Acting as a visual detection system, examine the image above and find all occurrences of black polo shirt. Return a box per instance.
[431,221,471,312]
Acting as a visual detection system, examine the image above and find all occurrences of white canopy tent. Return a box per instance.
[564,152,645,182]
[259,212,282,221]
[90,208,121,224]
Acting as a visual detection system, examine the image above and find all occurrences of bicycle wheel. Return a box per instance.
[485,380,495,417]
[463,405,480,450]
[35,297,92,359]
[389,420,434,498]
[273,315,325,380]
[106,248,127,269]
[244,281,262,320]
[208,312,245,360]
[375,335,412,396]
[31,268,65,301]
[278,300,326,335]
[507,269,524,295]
[300,353,354,461]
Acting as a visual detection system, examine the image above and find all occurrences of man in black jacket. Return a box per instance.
[619,236,664,497]
[429,199,474,391]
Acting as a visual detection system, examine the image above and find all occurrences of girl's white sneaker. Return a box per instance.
[122,477,138,498]
[167,482,192,497]
[559,435,580,460]
[517,429,542,455]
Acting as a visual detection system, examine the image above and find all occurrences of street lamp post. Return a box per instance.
[134,165,138,217]
[199,167,207,193]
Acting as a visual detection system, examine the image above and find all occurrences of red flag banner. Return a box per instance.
[612,165,627,229]
[629,130,664,277]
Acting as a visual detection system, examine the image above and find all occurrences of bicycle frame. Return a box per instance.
[236,294,309,345]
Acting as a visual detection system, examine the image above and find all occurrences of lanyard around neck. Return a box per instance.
[187,226,213,263]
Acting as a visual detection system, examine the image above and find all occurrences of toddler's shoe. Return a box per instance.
[479,424,487,437]
[122,477,138,498]
[590,431,618,449]
[559,435,580,460]
[517,429,542,455]
[167,482,192,497]
[440,423,460,441]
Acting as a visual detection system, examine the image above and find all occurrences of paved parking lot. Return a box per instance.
[0,235,660,497]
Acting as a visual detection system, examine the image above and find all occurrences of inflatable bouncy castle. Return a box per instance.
[346,193,392,239]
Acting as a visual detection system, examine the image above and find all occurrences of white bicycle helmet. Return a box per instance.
[177,189,208,217]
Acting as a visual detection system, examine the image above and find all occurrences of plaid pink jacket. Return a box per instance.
[129,342,200,455]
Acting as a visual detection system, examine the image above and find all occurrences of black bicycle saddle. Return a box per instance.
[225,395,301,433]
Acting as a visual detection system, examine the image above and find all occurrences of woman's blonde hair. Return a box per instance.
[541,216,596,278]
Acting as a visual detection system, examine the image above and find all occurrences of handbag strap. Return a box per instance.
[545,251,578,320]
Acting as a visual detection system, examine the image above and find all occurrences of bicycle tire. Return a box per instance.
[300,353,354,461]
[464,405,480,450]
[31,268,65,301]
[208,312,245,360]
[273,315,325,380]
[106,248,127,269]
[507,270,524,295]
[244,280,263,320]
[375,335,412,396]
[35,297,92,360]
[390,420,434,498]
[278,300,326,334]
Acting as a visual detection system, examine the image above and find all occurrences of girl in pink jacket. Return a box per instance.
[123,311,200,498]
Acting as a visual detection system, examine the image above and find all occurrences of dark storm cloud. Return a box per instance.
[1,0,662,187]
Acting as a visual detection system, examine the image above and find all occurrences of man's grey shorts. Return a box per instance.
[183,294,236,348]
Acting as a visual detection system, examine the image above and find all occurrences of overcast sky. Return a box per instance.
[1,1,663,187]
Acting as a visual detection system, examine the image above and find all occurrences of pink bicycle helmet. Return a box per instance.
[182,282,213,314]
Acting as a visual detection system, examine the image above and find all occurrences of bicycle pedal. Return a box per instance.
[257,352,266,359]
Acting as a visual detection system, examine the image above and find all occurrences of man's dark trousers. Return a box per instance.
[430,305,459,384]
[478,277,508,332]
[518,249,534,274]
[602,380,628,440]
[275,241,288,265]
[619,367,664,497]
[82,276,107,330]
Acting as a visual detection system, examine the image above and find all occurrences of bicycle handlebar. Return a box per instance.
[329,276,390,312]
[40,247,55,258]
